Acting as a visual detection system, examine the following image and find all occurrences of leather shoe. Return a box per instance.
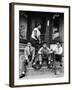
[19,73,25,78]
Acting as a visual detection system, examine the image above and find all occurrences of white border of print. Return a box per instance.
[14,4,69,86]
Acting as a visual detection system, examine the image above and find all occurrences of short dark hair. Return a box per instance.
[56,41,61,44]
[37,23,41,27]
[27,40,32,44]
[42,41,47,45]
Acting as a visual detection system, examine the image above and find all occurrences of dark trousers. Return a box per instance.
[55,54,62,62]
[30,38,40,54]
[23,60,28,73]
[24,55,32,72]
[42,54,49,65]
[35,54,49,66]
[20,55,32,74]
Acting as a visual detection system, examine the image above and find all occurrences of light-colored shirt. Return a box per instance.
[38,47,50,54]
[55,46,63,55]
[24,46,35,60]
[31,28,41,40]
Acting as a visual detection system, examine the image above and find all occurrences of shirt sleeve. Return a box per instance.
[31,28,37,38]
[58,47,63,54]
[55,47,63,55]
[32,47,35,60]
[47,47,50,52]
[24,48,29,60]
[38,47,43,54]
[34,28,41,38]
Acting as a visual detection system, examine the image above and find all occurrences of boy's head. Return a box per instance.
[37,24,41,29]
[27,41,32,47]
[42,42,47,48]
[56,41,61,47]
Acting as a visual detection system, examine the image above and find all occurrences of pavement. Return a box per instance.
[20,64,64,79]
[19,54,64,79]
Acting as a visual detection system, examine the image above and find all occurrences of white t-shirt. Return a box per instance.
[31,28,41,40]
[55,46,63,55]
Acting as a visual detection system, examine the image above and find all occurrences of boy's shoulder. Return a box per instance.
[39,47,43,50]
[31,46,35,50]
[24,46,28,50]
[34,27,38,30]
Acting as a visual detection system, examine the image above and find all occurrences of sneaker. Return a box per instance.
[19,72,26,78]
[33,62,35,65]
[48,61,50,64]
[40,62,42,65]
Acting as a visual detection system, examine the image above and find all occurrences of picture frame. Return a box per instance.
[9,2,70,87]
